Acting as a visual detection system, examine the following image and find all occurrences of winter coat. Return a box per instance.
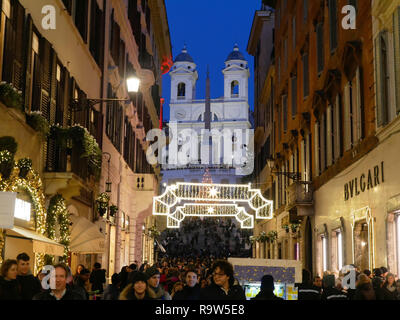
[147,285,171,300]
[103,284,121,300]
[321,287,348,300]
[353,283,376,300]
[173,284,201,300]
[89,269,106,293]
[119,284,154,300]
[17,274,42,300]
[296,283,321,300]
[199,282,246,300]
[381,285,398,301]
[251,290,283,301]
[372,276,384,300]
[32,288,84,300]
[0,276,21,300]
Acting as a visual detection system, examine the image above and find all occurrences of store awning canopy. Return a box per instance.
[69,216,105,254]
[8,226,64,256]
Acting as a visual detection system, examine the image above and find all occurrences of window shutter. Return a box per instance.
[329,0,338,52]
[351,67,362,143]
[314,122,320,176]
[317,22,324,74]
[333,95,341,161]
[303,53,309,97]
[393,8,400,115]
[291,76,297,117]
[12,0,25,91]
[283,95,288,132]
[320,113,326,171]
[75,0,88,42]
[2,3,14,83]
[39,37,51,121]
[23,14,32,110]
[119,40,126,79]
[62,69,70,127]
[326,106,333,167]
[49,47,57,125]
[67,76,76,126]
[343,84,351,151]
[375,32,389,127]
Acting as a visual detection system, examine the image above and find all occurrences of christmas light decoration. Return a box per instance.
[166,203,254,229]
[0,162,47,274]
[153,182,273,228]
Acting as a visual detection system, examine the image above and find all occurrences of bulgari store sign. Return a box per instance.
[344,161,385,201]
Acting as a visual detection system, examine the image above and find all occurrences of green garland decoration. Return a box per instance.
[46,194,71,263]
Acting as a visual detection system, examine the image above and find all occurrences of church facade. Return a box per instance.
[161,45,253,187]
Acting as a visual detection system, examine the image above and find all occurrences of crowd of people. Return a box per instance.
[159,217,252,259]
[0,252,106,300]
[1,251,400,300]
[297,266,400,300]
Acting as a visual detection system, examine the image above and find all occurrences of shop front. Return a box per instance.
[313,129,400,276]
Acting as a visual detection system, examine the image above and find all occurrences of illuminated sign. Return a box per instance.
[14,198,31,221]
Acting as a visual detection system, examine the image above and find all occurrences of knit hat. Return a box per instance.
[130,272,148,285]
[145,266,160,278]
[260,275,275,291]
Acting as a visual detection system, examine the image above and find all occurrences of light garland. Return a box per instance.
[166,203,254,229]
[46,194,71,263]
[0,162,47,274]
[153,182,274,228]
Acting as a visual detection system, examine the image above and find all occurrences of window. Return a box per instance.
[328,0,338,53]
[326,106,333,167]
[333,95,341,161]
[291,76,297,118]
[314,122,320,176]
[316,22,324,74]
[344,68,362,149]
[393,8,400,115]
[375,31,390,127]
[322,234,328,272]
[292,17,296,51]
[337,229,343,271]
[302,52,309,98]
[303,0,308,22]
[177,83,186,98]
[282,95,288,132]
[231,80,239,97]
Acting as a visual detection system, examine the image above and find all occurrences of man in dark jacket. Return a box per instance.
[173,269,201,300]
[321,274,348,300]
[252,275,283,300]
[372,268,384,300]
[296,270,321,300]
[16,253,42,300]
[33,264,83,300]
[103,273,121,300]
[199,260,246,300]
[89,262,106,294]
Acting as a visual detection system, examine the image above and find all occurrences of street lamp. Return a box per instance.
[126,76,140,93]
[267,157,301,181]
[103,152,112,193]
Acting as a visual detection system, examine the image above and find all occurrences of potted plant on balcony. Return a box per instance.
[283,224,290,233]
[109,205,118,217]
[290,222,300,234]
[268,231,278,243]
[258,231,269,243]
[26,111,50,138]
[17,158,32,179]
[96,192,110,218]
[0,82,23,111]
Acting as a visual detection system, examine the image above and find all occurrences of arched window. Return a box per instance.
[231,81,239,97]
[177,83,186,98]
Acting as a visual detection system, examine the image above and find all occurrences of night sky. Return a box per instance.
[162,0,261,122]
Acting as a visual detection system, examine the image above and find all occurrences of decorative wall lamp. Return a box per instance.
[103,152,112,193]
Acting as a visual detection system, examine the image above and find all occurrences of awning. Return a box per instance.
[7,226,64,256]
[69,215,105,254]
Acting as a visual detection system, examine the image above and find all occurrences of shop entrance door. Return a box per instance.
[353,219,369,271]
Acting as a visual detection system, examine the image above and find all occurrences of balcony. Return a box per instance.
[286,182,313,216]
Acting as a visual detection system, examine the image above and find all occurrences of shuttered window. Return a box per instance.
[326,106,333,167]
[291,76,297,118]
[106,83,122,152]
[111,17,120,66]
[303,0,308,22]
[320,113,326,172]
[282,94,288,132]
[375,32,390,127]
[351,68,363,144]
[89,0,104,67]
[2,0,25,91]
[75,0,88,42]
[343,84,352,151]
[316,22,324,74]
[393,8,400,115]
[314,122,320,176]
[303,52,309,98]
[329,0,338,53]
[333,95,341,161]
